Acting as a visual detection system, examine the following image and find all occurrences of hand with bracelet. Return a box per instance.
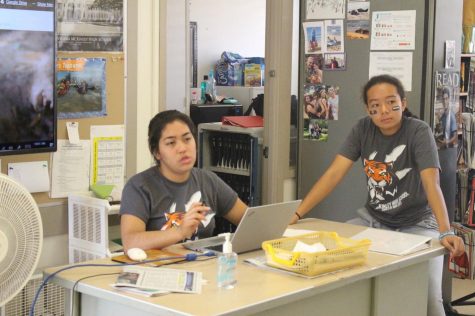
[438,229,465,258]
[290,211,302,225]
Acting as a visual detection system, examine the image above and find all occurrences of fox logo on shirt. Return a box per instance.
[364,145,411,206]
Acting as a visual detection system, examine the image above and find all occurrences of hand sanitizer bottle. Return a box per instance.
[217,233,237,289]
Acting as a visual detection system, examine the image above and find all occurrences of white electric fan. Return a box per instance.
[0,173,43,307]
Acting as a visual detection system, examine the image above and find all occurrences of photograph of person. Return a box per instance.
[303,85,339,120]
[305,55,324,84]
[303,21,323,54]
[325,20,344,53]
[303,118,328,141]
[434,86,458,149]
[323,53,346,70]
[303,85,327,120]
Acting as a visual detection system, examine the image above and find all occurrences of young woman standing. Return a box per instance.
[292,75,464,316]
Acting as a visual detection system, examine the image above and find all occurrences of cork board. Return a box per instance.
[0,52,125,204]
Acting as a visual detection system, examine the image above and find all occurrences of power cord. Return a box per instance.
[29,251,216,316]
[70,272,120,316]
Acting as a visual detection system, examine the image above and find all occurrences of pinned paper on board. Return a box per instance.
[90,125,125,190]
[8,161,50,193]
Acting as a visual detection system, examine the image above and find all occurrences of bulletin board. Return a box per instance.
[0,51,125,205]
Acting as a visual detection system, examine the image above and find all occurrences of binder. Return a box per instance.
[222,115,264,128]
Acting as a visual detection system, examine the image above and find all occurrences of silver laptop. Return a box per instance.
[183,200,301,254]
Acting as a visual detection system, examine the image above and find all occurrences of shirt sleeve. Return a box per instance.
[338,119,363,161]
[119,178,151,224]
[412,122,440,171]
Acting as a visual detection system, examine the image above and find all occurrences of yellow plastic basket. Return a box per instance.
[262,231,371,276]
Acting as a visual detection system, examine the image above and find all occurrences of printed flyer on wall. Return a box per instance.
[56,58,107,118]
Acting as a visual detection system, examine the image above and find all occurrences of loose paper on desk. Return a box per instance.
[283,228,316,237]
[8,161,50,193]
[114,266,202,294]
[351,227,432,256]
[50,139,91,198]
[90,125,125,190]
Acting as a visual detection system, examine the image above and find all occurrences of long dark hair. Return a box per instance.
[362,74,416,118]
[148,110,197,164]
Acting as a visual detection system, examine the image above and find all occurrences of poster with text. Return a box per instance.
[370,10,416,50]
[57,0,123,51]
[433,70,460,149]
[56,58,107,118]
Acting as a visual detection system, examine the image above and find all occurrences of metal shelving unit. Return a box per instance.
[198,122,263,233]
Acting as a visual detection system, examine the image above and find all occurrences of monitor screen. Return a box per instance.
[0,0,56,155]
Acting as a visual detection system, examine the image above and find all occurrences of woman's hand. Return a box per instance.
[440,235,465,259]
[178,202,210,239]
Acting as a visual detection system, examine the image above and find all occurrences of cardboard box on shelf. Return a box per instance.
[244,64,263,87]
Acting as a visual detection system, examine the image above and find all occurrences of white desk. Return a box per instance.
[45,219,446,316]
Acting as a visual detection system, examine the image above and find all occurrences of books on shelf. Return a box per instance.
[450,223,475,280]
[467,59,475,111]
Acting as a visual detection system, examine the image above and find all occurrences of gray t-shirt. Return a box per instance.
[120,167,238,238]
[339,116,440,228]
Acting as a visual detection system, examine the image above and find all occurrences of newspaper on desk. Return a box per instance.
[112,266,203,294]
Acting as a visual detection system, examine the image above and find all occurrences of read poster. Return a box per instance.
[433,70,460,150]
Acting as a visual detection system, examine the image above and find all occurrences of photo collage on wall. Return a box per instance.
[303,0,370,141]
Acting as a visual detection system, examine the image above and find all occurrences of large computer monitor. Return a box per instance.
[0,1,56,155]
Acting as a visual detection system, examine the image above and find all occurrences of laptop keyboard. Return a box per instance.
[205,244,224,252]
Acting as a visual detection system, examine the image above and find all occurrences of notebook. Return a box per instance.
[183,200,301,254]
[351,227,432,256]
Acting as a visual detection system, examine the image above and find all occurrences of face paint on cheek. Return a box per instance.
[369,110,378,115]
[392,105,401,111]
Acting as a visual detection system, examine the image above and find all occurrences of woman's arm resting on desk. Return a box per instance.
[120,202,209,251]
[223,198,247,226]
[291,154,354,224]
[420,168,465,258]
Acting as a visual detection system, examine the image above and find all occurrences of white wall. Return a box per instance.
[189,0,266,84]
[165,0,188,112]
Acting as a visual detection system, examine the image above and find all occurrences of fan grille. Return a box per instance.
[0,175,43,306]
[3,274,65,316]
